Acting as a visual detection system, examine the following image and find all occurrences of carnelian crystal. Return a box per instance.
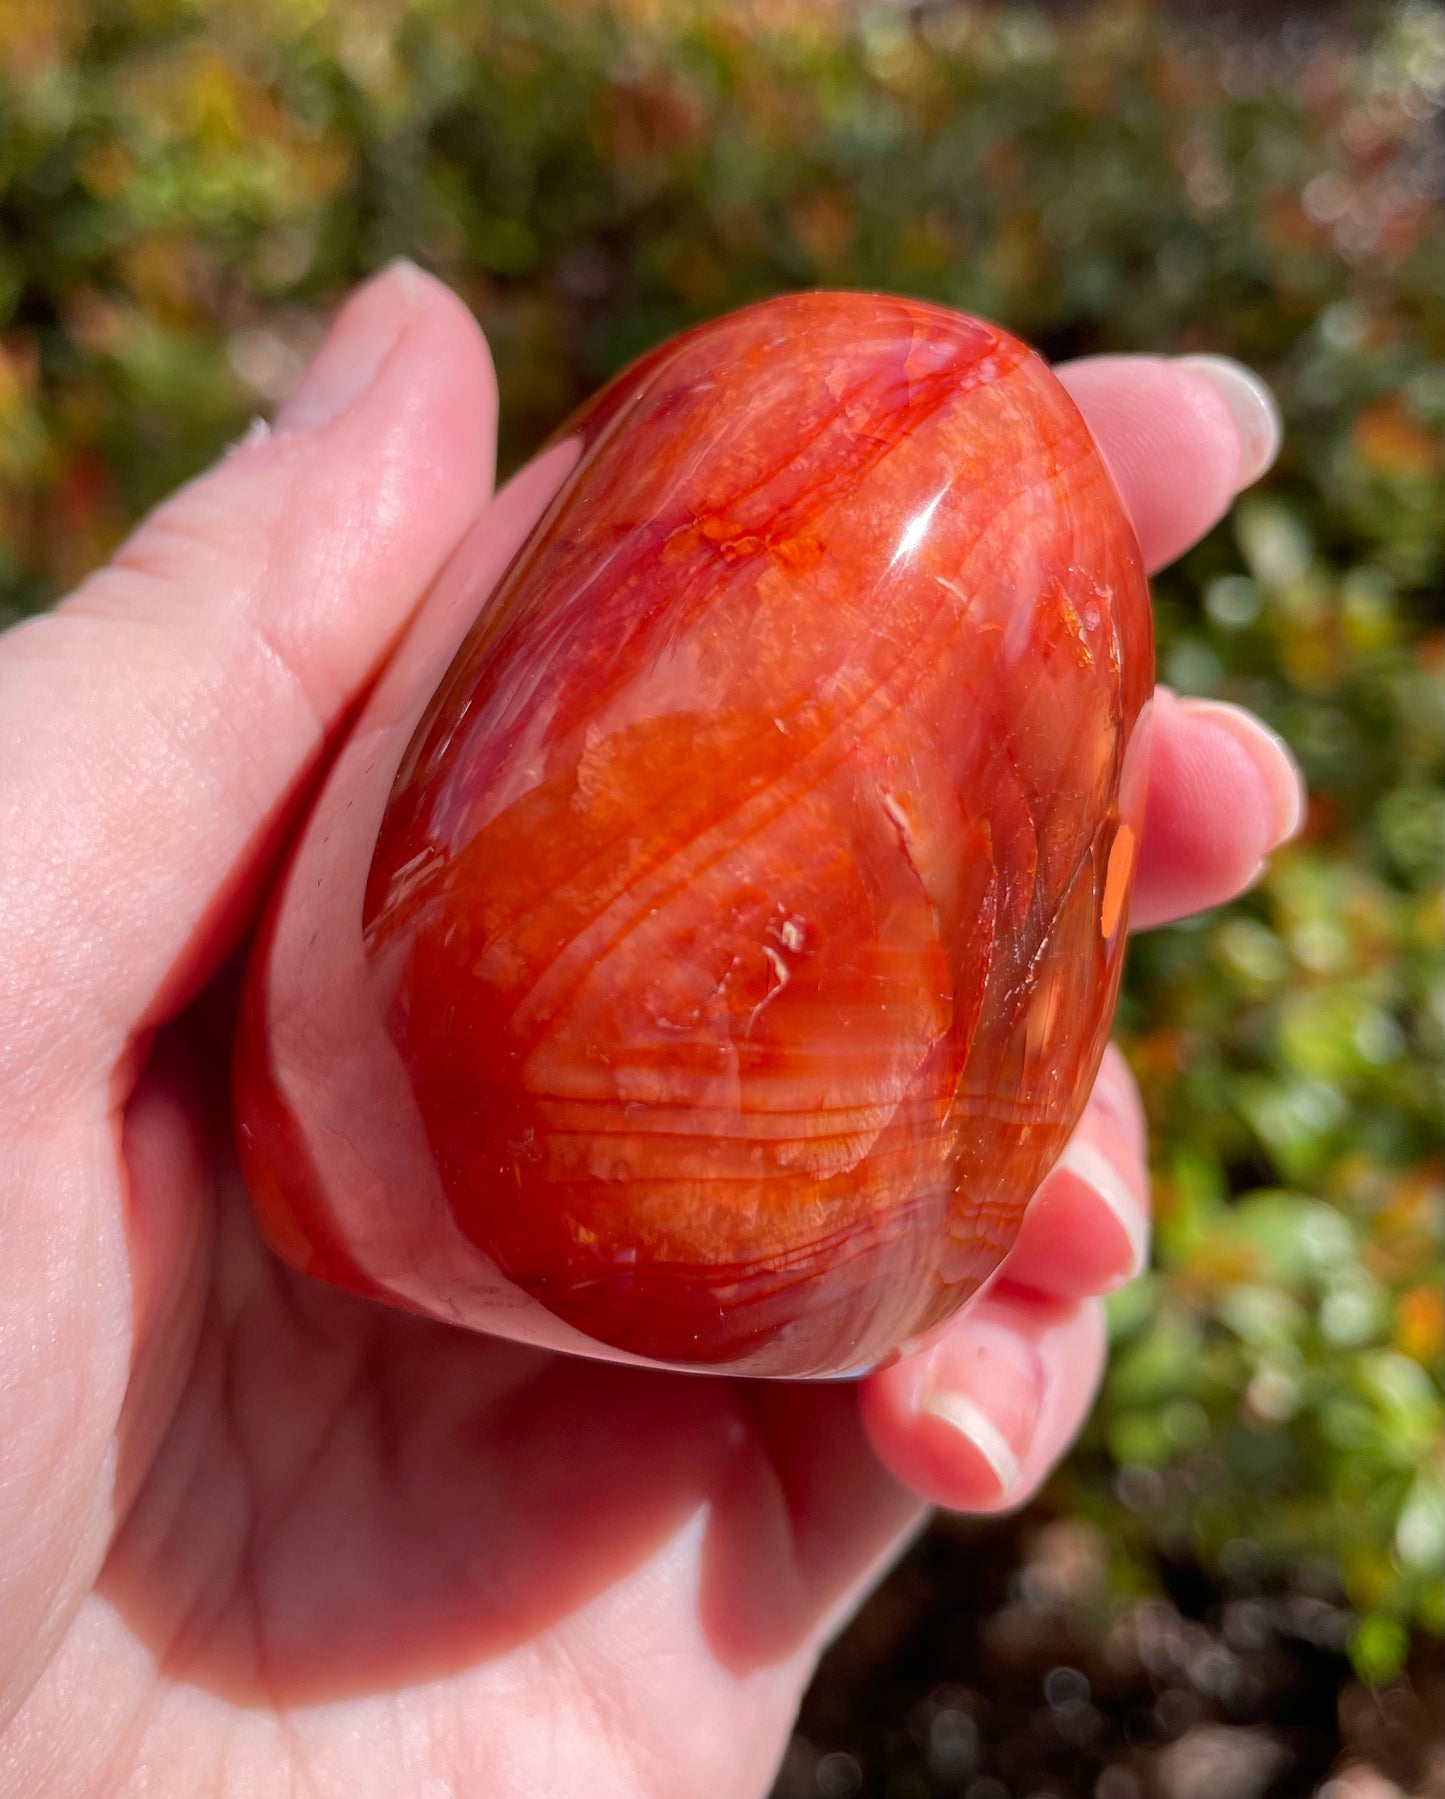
[235,293,1153,1377]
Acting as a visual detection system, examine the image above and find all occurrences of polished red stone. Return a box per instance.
[235,293,1153,1377]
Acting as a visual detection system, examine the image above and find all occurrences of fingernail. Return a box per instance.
[276,259,423,435]
[920,1319,1047,1499]
[1181,697,1307,847]
[226,416,271,457]
[1176,354,1283,488]
[1055,1136,1149,1288]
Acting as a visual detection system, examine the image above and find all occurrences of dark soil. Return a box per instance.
[771,1516,1443,1799]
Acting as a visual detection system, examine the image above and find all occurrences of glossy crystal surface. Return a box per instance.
[235,292,1153,1377]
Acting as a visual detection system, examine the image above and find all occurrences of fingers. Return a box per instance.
[1057,353,1304,923]
[860,352,1292,1517]
[859,1291,1106,1513]
[1056,353,1281,571]
[857,1048,1144,1509]
[1129,686,1306,930]
[1000,1043,1149,1300]
[0,261,498,1103]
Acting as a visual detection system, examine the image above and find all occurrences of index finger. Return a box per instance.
[1057,352,1282,571]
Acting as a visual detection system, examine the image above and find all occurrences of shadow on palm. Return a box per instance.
[99,1159,914,1709]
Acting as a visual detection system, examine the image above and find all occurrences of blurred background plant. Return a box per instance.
[0,0,1439,1793]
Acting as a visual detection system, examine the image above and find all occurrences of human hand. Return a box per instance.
[0,264,1303,1799]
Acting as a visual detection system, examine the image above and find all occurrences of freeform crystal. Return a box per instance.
[235,292,1154,1377]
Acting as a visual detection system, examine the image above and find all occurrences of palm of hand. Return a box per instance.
[0,268,1299,1799]
[103,1072,903,1798]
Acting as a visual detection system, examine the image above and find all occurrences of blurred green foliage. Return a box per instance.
[1,0,1440,1682]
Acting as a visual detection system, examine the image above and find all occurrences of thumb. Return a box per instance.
[0,267,498,1720]
[0,261,497,1107]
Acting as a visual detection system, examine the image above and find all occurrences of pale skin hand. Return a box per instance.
[0,265,1304,1799]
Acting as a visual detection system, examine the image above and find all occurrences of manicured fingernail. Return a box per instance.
[920,1320,1046,1498]
[1180,697,1307,847]
[1055,1136,1149,1288]
[276,259,423,435]
[1176,354,1283,488]
[227,416,271,456]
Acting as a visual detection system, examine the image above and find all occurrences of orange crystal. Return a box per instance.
[235,293,1153,1377]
